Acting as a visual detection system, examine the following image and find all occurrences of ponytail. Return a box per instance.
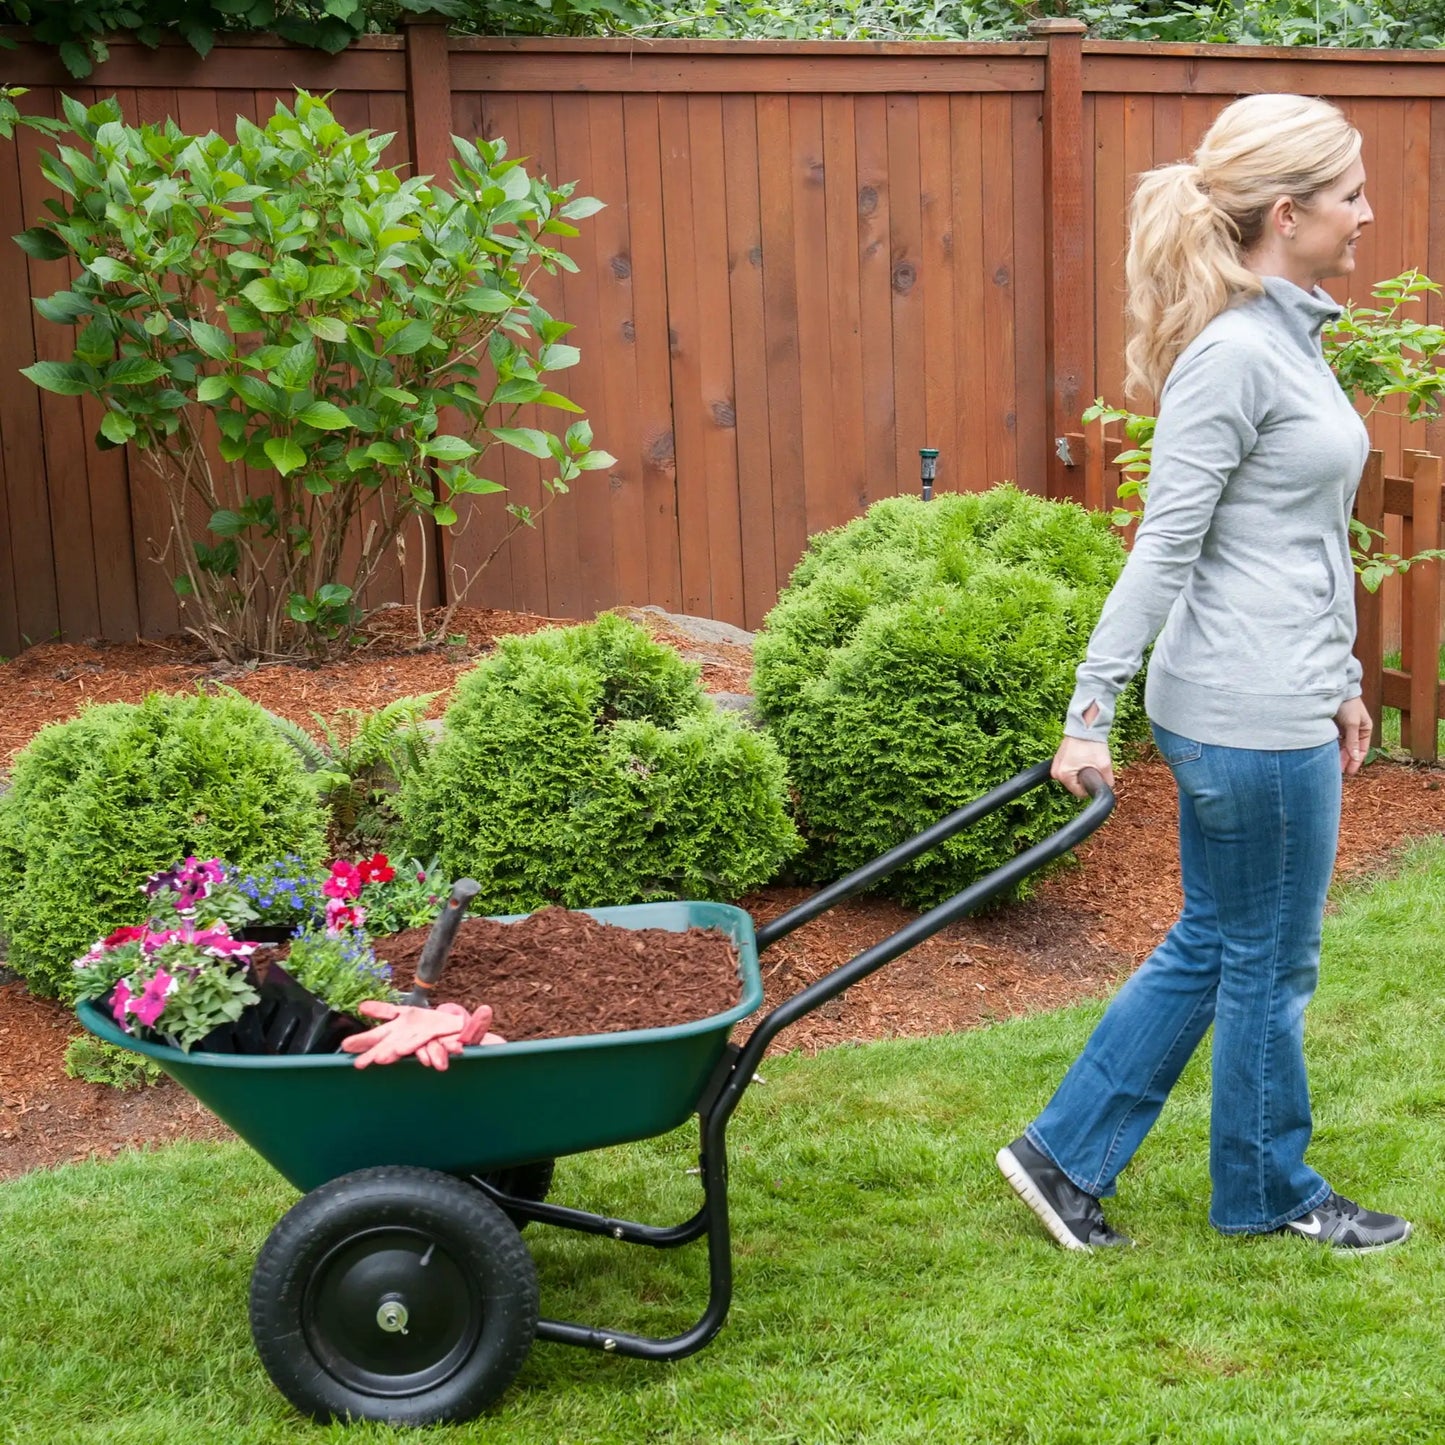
[1123,95,1361,400]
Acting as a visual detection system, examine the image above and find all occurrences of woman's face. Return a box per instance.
[1291,157,1373,284]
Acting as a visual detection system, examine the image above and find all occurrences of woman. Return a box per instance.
[997,93,1411,1253]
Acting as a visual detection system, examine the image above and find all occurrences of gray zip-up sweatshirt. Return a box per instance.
[1064,275,1370,750]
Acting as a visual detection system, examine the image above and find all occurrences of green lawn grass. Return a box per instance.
[5,842,1445,1444]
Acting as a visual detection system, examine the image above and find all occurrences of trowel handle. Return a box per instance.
[403,878,481,1006]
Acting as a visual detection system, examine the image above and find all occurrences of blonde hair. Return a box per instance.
[1124,94,1362,399]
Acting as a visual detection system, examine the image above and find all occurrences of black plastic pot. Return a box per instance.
[104,959,363,1057]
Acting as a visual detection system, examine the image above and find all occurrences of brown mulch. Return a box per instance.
[2,608,1444,1181]
[384,908,742,1041]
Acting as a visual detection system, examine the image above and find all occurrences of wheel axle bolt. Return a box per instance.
[376,1297,410,1335]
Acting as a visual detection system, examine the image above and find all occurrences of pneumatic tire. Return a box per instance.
[249,1166,538,1425]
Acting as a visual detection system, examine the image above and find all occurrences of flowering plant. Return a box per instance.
[71,920,259,1051]
[358,856,449,936]
[222,855,327,932]
[77,849,446,1055]
[286,925,399,1017]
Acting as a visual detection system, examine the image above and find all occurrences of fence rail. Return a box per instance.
[4,29,1445,668]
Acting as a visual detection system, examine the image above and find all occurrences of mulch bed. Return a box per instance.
[384,908,742,1041]
[3,606,1444,1180]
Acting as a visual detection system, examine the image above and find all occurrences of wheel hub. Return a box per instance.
[302,1227,482,1397]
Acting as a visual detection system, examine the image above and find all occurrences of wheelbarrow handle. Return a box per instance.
[755,759,1109,951]
[734,761,1114,1076]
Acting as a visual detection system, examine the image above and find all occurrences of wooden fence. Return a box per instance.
[5,29,1445,660]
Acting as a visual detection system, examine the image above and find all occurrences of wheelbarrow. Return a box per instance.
[77,760,1113,1427]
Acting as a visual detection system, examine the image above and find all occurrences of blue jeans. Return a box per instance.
[1028,724,1339,1233]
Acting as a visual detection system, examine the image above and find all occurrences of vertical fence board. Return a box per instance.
[1354,451,1386,732]
[950,94,987,494]
[1429,100,1445,466]
[519,93,578,619]
[479,94,550,617]
[0,103,59,652]
[1012,90,1046,493]
[658,93,712,617]
[980,93,1017,486]
[586,94,651,611]
[854,94,896,513]
[793,95,842,535]
[1408,452,1442,756]
[917,94,957,493]
[553,93,619,618]
[620,93,683,612]
[722,94,778,627]
[758,94,807,588]
[1091,93,1127,416]
[820,95,868,522]
[15,101,100,641]
[685,95,747,625]
[447,89,512,612]
[886,95,924,501]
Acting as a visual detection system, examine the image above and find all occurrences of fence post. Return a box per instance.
[1353,449,1385,740]
[1406,450,1443,761]
[1030,17,1088,506]
[404,20,454,184]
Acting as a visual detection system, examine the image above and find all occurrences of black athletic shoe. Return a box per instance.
[1279,1192,1412,1252]
[996,1135,1132,1252]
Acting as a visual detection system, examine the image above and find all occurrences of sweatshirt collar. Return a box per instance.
[1256,273,1343,354]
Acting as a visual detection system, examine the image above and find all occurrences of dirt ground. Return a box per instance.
[3,606,1443,1180]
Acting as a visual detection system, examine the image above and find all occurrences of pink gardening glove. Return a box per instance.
[445,1001,506,1047]
[342,1001,467,1070]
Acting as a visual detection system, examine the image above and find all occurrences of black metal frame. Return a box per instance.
[473,761,1114,1363]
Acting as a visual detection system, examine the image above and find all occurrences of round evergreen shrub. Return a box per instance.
[752,485,1146,908]
[0,690,329,998]
[399,613,800,912]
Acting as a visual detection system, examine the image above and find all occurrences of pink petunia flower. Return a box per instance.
[130,970,177,1028]
[103,926,147,949]
[111,978,133,1027]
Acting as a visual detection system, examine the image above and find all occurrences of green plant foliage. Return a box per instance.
[11,92,611,660]
[8,0,1445,59]
[252,691,437,851]
[752,486,1144,908]
[0,690,328,998]
[399,613,801,912]
[62,1034,165,1090]
[0,3,466,77]
[283,923,399,1015]
[0,84,64,140]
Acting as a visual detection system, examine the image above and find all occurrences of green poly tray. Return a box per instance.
[77,901,763,1192]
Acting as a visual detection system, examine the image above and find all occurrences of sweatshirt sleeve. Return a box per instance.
[1064,338,1275,743]
[1343,651,1363,700]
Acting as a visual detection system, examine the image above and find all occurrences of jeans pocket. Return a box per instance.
[1152,726,1202,767]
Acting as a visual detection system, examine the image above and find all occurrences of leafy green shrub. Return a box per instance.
[13,92,610,660]
[63,1035,165,1090]
[752,485,1145,908]
[0,691,328,997]
[399,613,801,912]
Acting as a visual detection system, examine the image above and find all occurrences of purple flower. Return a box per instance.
[130,970,176,1028]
